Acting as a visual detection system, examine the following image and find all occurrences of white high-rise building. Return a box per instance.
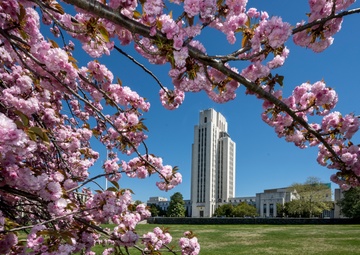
[191,109,236,217]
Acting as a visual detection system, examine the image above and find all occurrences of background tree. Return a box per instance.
[233,202,258,217]
[214,204,234,217]
[338,187,360,218]
[288,177,333,217]
[214,202,258,217]
[283,199,307,218]
[148,204,167,217]
[167,192,186,217]
[148,204,160,217]
[134,200,143,206]
[277,203,286,218]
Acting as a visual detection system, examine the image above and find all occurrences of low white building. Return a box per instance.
[256,187,299,217]
[147,197,169,212]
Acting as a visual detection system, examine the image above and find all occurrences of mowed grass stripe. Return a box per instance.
[130,224,360,255]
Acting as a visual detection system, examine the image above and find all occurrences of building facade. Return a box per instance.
[334,188,346,218]
[256,187,299,217]
[229,196,256,207]
[191,109,236,217]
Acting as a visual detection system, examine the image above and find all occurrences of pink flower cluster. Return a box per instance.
[293,0,356,52]
[0,112,36,159]
[104,158,122,182]
[86,190,132,223]
[179,231,200,255]
[251,16,292,50]
[122,154,182,190]
[262,81,339,147]
[142,227,173,252]
[262,80,360,186]
[159,87,185,110]
[156,165,183,191]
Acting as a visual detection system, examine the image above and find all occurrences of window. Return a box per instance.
[270,204,274,216]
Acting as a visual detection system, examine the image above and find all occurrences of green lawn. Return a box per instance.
[93,224,360,255]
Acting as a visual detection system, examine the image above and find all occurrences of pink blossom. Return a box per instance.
[340,114,360,139]
[311,37,334,53]
[179,232,200,255]
[144,0,164,16]
[241,62,270,82]
[174,47,189,68]
[159,14,180,40]
[143,227,173,251]
[45,48,69,72]
[247,8,260,18]
[184,0,200,17]
[340,152,358,166]
[199,0,216,19]
[260,11,269,20]
[0,112,36,158]
[159,87,185,110]
[226,0,247,14]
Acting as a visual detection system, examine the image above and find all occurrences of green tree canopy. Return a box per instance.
[167,192,186,217]
[214,204,234,217]
[286,177,333,217]
[214,202,258,217]
[233,202,258,217]
[338,187,360,218]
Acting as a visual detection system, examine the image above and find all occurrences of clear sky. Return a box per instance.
[77,1,360,202]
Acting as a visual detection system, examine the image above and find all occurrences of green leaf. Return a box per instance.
[29,126,50,144]
[277,75,284,86]
[48,39,59,48]
[107,187,118,192]
[133,10,142,19]
[53,3,65,15]
[17,4,26,25]
[98,25,110,42]
[14,110,29,127]
[117,77,123,86]
[27,130,37,141]
[110,180,120,190]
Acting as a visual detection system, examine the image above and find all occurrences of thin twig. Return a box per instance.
[114,45,167,92]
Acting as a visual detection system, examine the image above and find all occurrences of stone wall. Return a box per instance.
[147,217,360,225]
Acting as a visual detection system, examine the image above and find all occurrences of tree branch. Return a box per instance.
[292,7,360,34]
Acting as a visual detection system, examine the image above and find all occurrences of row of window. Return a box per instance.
[197,127,207,203]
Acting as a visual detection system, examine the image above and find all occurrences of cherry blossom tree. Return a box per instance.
[0,0,359,254]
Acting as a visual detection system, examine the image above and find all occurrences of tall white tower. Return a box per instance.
[191,109,236,217]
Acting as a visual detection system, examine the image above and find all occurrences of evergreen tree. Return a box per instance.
[167,192,186,217]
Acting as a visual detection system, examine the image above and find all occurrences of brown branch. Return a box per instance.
[292,7,360,34]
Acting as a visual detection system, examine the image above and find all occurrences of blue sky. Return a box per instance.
[72,1,360,202]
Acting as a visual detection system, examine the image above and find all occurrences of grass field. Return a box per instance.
[93,224,360,255]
